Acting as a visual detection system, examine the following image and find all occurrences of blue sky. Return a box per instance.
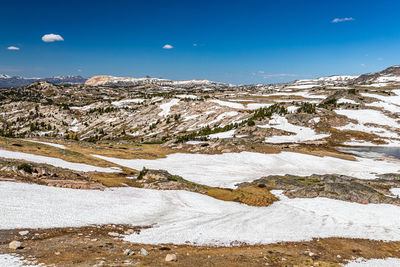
[1,0,400,84]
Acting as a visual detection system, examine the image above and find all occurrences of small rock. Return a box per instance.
[108,232,120,237]
[19,230,29,236]
[124,249,135,256]
[165,254,177,262]
[55,251,61,255]
[139,248,149,256]
[9,240,23,250]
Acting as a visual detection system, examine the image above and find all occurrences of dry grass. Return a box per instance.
[207,186,278,207]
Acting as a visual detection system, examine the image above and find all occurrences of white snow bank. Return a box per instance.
[158,99,180,117]
[93,151,400,188]
[24,140,67,150]
[335,109,400,128]
[0,253,42,266]
[176,94,197,99]
[2,182,400,246]
[0,149,121,173]
[246,103,272,110]
[199,111,238,127]
[259,115,329,143]
[345,257,400,266]
[390,188,400,198]
[208,129,235,139]
[336,123,400,139]
[111,99,144,106]
[210,99,244,109]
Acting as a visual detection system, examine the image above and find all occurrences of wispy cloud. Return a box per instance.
[162,44,173,49]
[332,17,355,23]
[7,46,20,50]
[42,34,64,42]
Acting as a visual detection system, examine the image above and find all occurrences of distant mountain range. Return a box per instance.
[0,75,87,88]
[84,75,229,88]
[2,65,400,88]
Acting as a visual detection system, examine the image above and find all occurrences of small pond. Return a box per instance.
[338,146,400,160]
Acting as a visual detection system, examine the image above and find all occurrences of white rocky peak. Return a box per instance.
[85,75,223,87]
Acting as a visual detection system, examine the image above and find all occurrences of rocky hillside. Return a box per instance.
[354,65,400,85]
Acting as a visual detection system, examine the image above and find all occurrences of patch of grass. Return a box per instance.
[17,163,33,173]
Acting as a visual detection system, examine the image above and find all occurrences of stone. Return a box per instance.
[19,230,29,236]
[9,240,23,250]
[165,254,177,262]
[124,249,135,256]
[139,248,149,256]
[108,232,120,237]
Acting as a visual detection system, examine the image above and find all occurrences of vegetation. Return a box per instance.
[17,163,33,173]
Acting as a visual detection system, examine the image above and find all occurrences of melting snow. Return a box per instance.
[345,257,400,266]
[93,151,400,188]
[0,149,121,173]
[259,115,329,144]
[208,129,236,139]
[2,182,400,246]
[335,109,400,129]
[111,99,144,106]
[209,99,244,109]
[24,140,67,150]
[158,99,180,117]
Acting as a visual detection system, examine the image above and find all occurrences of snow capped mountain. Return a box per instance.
[85,75,227,88]
[0,75,87,88]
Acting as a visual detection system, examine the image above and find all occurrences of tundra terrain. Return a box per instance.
[1,66,400,266]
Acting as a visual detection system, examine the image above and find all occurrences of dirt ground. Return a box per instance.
[1,225,400,267]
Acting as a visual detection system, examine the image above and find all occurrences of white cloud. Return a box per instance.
[42,34,64,42]
[162,44,173,49]
[332,17,355,23]
[193,43,198,47]
[360,64,366,67]
[7,46,20,50]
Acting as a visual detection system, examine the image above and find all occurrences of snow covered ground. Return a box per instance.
[208,129,236,139]
[23,140,67,150]
[335,123,400,139]
[337,98,357,104]
[0,149,121,173]
[335,109,400,129]
[390,188,400,197]
[345,257,400,266]
[0,253,41,266]
[111,98,144,106]
[258,115,329,143]
[2,182,400,246]
[94,151,400,188]
[210,99,244,109]
[158,99,180,117]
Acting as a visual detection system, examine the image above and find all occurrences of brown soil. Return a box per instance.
[1,226,400,266]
